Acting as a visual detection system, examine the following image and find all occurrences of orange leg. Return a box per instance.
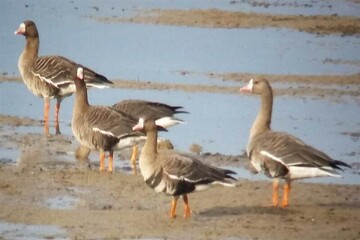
[130,144,138,175]
[43,99,50,137]
[169,197,178,218]
[99,150,105,172]
[281,181,291,207]
[108,151,114,173]
[272,179,279,207]
[182,194,191,218]
[54,100,61,135]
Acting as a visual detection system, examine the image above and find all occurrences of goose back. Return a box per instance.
[242,79,351,180]
[113,100,187,128]
[136,119,236,197]
[72,67,141,152]
[16,20,112,101]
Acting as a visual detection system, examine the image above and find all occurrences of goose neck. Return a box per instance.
[143,129,158,156]
[250,90,273,139]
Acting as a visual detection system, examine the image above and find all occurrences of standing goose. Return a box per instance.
[72,66,143,173]
[240,78,351,207]
[15,20,112,136]
[75,100,188,174]
[132,118,236,218]
[112,100,187,174]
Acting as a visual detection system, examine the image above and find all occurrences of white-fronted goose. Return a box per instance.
[72,67,143,172]
[240,78,351,207]
[133,118,236,218]
[15,20,112,136]
[112,100,187,174]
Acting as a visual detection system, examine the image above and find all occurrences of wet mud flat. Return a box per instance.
[90,8,360,36]
[0,115,359,239]
[1,1,360,239]
[2,73,360,102]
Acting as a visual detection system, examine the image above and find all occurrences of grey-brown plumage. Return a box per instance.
[113,100,187,126]
[240,78,351,207]
[248,131,350,179]
[15,20,112,136]
[132,118,236,218]
[72,67,143,172]
[112,99,188,174]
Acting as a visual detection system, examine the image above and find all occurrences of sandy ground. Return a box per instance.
[0,97,359,240]
[1,6,360,240]
[0,116,359,239]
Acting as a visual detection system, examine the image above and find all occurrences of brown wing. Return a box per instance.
[112,99,187,120]
[248,131,349,178]
[84,106,140,139]
[33,55,112,89]
[160,152,236,185]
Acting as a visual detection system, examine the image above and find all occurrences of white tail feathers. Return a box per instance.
[155,117,185,128]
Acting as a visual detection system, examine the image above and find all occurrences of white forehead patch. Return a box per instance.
[138,117,144,127]
[248,78,254,92]
[15,23,26,35]
[76,67,83,79]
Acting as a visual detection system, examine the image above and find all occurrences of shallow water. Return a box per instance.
[0,1,359,185]
[229,0,360,17]
[1,82,358,156]
[0,222,68,240]
[0,2,358,240]
[0,82,359,184]
[1,0,360,80]
[0,147,19,165]
[42,195,80,210]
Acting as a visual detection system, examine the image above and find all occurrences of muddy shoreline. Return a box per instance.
[90,8,360,36]
[1,3,360,239]
[0,163,359,239]
[0,111,359,239]
[1,73,359,102]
